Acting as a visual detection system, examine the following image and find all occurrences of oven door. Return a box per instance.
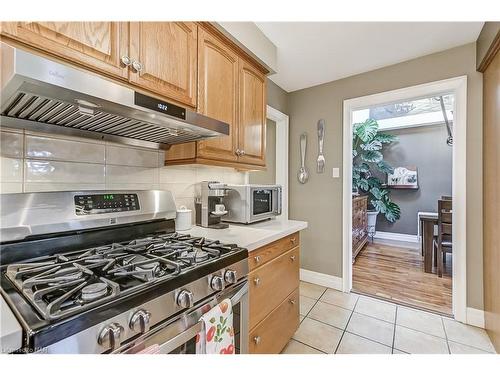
[117,280,248,354]
[249,186,282,222]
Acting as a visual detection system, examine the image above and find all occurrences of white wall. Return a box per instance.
[0,127,247,221]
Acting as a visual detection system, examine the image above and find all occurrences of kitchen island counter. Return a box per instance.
[182,219,308,251]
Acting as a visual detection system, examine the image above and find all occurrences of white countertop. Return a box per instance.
[1,295,22,353]
[181,219,308,251]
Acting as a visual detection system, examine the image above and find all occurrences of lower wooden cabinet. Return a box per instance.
[248,232,301,354]
[248,288,299,354]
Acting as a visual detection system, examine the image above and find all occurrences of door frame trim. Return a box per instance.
[267,105,289,220]
[342,76,468,322]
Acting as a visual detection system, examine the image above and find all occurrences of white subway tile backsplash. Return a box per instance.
[159,182,195,199]
[160,166,196,183]
[1,128,248,197]
[0,157,23,182]
[25,160,105,183]
[105,165,158,184]
[0,131,23,158]
[106,144,159,168]
[0,182,23,193]
[25,135,105,164]
[24,183,105,193]
[106,183,160,191]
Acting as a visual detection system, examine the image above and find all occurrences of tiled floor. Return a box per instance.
[281,281,497,354]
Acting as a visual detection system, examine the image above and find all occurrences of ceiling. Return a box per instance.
[255,22,484,92]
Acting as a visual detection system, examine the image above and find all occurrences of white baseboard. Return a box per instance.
[466,307,485,328]
[300,268,342,291]
[373,231,420,249]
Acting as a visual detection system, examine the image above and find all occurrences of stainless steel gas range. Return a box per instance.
[0,190,249,354]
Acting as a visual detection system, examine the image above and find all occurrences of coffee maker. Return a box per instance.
[195,181,229,229]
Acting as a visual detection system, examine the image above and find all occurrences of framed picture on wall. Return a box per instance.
[387,166,418,189]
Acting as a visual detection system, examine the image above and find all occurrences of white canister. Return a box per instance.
[176,205,193,231]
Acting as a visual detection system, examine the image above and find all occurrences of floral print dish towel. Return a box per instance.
[196,298,235,354]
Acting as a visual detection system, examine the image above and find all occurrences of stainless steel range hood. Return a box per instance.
[0,43,229,150]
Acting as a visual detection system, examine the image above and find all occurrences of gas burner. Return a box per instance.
[81,282,108,302]
[4,232,242,321]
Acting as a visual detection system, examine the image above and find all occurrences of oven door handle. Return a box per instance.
[155,321,203,354]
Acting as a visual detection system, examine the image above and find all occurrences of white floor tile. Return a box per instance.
[448,341,493,354]
[336,333,392,354]
[346,313,394,346]
[300,296,316,316]
[281,339,324,354]
[320,289,358,310]
[443,319,495,352]
[394,325,449,354]
[293,317,343,354]
[308,301,352,330]
[396,306,446,338]
[300,281,327,300]
[355,296,396,323]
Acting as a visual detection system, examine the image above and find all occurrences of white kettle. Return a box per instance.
[176,205,193,231]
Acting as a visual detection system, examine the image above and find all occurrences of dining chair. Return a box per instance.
[433,199,452,277]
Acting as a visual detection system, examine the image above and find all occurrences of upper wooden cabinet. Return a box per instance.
[0,22,129,80]
[1,22,268,169]
[129,22,197,107]
[196,27,239,162]
[237,59,266,166]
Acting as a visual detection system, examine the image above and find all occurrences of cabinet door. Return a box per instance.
[0,22,129,79]
[249,247,300,330]
[129,22,197,107]
[196,27,239,162]
[237,59,266,166]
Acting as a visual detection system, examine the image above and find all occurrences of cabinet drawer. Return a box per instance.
[249,288,299,354]
[249,246,299,329]
[249,232,299,271]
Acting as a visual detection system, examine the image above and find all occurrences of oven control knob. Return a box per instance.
[224,269,237,285]
[97,322,124,350]
[129,309,151,333]
[177,289,194,308]
[210,275,224,291]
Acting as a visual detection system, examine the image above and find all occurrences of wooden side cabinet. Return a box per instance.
[129,22,197,107]
[352,195,368,262]
[248,233,300,354]
[0,22,129,80]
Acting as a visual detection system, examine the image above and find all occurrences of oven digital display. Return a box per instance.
[74,193,140,215]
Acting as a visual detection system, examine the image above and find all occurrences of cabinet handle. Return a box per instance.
[132,60,144,72]
[253,336,261,345]
[235,149,241,156]
[289,299,296,305]
[290,255,296,261]
[254,255,261,263]
[121,55,132,66]
[253,277,261,286]
[290,237,297,245]
[239,150,246,156]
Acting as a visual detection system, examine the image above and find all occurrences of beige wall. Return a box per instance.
[476,22,500,69]
[288,43,484,309]
[267,79,289,114]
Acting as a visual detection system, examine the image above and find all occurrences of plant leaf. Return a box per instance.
[356,178,369,191]
[373,133,398,144]
[377,160,394,174]
[354,119,378,142]
[361,150,383,163]
[384,201,401,222]
[352,149,358,158]
[367,177,381,188]
[360,140,382,151]
[371,187,383,200]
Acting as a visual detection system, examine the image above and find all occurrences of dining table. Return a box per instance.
[419,213,438,273]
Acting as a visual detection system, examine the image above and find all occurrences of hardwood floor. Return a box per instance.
[352,242,452,316]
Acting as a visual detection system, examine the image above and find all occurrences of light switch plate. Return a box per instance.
[332,167,340,178]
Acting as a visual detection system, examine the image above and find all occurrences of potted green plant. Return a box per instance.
[352,118,401,234]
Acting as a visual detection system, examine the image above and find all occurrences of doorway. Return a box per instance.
[342,77,468,322]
